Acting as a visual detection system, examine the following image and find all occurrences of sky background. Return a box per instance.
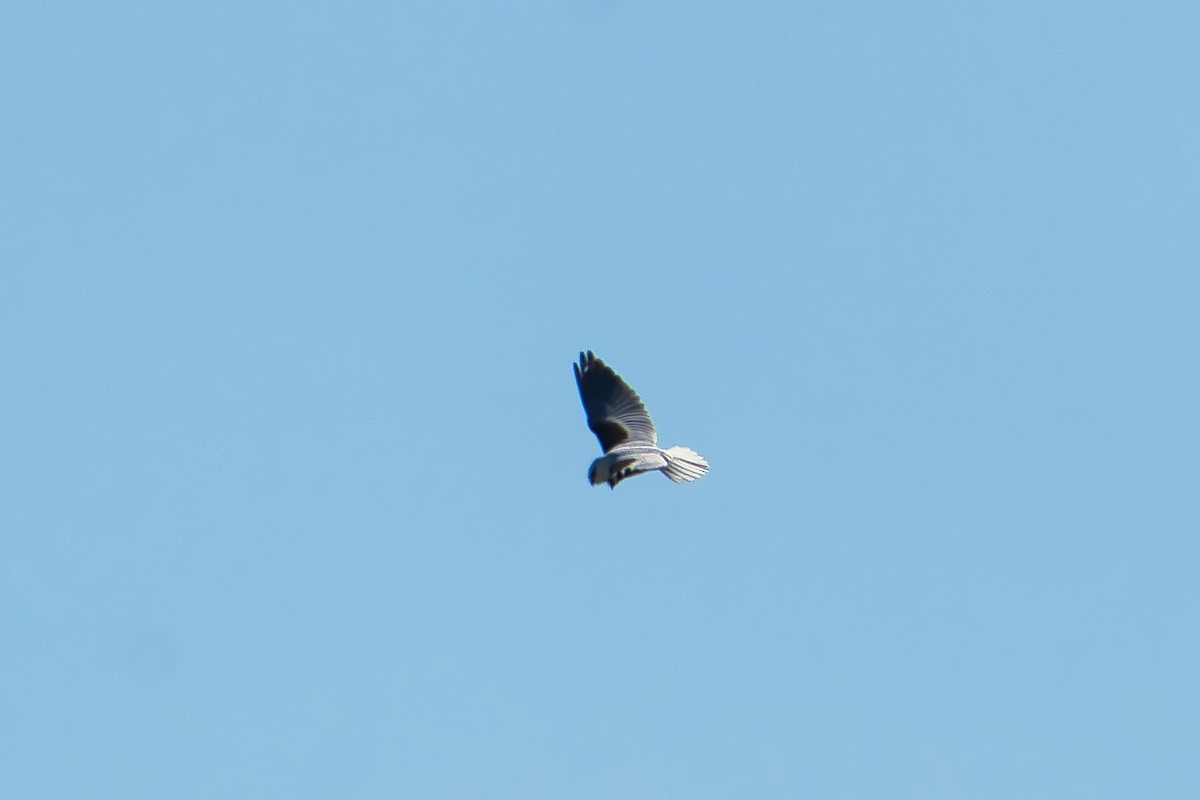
[3,1,1199,797]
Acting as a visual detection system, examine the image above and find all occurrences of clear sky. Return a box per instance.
[3,2,1198,797]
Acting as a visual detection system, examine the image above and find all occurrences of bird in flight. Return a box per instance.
[574,351,709,489]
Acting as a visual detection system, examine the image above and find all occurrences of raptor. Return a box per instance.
[574,351,709,489]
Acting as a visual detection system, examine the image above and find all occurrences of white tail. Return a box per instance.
[661,446,710,483]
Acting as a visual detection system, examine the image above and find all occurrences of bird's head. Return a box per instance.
[588,457,610,487]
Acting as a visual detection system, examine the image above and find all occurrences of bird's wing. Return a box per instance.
[574,351,657,451]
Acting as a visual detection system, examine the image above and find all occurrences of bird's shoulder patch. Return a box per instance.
[589,419,630,452]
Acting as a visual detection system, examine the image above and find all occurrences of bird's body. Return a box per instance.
[573,351,709,489]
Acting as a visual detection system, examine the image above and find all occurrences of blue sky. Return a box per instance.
[3,2,1198,797]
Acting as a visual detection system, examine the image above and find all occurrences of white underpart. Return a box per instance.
[590,445,709,485]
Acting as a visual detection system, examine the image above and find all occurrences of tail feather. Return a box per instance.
[661,446,710,483]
